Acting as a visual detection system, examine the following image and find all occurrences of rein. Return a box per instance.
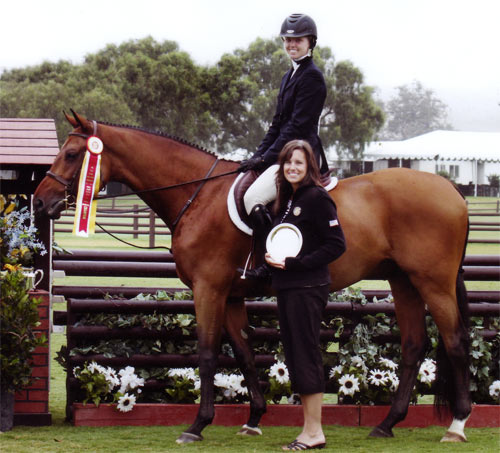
[46,124,240,238]
[95,167,238,201]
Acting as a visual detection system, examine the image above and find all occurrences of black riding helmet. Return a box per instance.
[280,14,317,49]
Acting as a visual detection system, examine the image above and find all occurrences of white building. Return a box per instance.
[329,131,500,194]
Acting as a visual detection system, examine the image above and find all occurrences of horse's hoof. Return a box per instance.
[237,424,263,436]
[176,432,203,444]
[369,426,394,438]
[440,431,467,442]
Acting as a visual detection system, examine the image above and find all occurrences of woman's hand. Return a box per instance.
[265,253,286,269]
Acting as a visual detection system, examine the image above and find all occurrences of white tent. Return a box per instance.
[362,131,500,189]
[364,130,500,162]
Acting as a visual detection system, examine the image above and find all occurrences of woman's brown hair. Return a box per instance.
[273,140,322,215]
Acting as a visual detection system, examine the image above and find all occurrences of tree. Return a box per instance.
[320,60,384,161]
[1,36,384,158]
[380,80,452,140]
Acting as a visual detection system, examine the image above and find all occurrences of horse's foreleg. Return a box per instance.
[176,287,226,444]
[224,298,267,435]
[370,276,427,438]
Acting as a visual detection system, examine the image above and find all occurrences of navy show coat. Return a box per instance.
[255,57,329,173]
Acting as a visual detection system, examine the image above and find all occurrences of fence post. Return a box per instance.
[133,205,139,239]
[149,210,156,248]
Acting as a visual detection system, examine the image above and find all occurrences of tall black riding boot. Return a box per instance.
[238,204,272,281]
[249,204,272,237]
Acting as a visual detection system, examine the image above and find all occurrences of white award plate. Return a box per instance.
[266,223,303,262]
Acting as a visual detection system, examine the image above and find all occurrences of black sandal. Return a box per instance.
[282,439,326,451]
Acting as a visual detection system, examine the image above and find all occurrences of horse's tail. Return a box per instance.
[434,218,470,416]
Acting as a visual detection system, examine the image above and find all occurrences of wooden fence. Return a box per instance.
[52,250,500,419]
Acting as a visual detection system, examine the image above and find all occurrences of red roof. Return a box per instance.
[0,118,59,165]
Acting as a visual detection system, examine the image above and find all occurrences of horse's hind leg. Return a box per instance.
[418,273,471,442]
[223,297,267,434]
[370,274,428,438]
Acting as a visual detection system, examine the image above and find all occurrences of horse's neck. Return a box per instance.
[104,127,217,228]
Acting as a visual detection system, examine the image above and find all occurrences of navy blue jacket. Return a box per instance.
[255,57,329,173]
[270,184,346,290]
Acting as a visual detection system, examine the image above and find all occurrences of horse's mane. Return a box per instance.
[97,120,237,162]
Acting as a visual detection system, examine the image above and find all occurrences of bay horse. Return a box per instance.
[34,112,471,443]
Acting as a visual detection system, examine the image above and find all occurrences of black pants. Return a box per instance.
[277,285,329,395]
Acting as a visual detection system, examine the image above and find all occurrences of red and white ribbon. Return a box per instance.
[73,136,103,237]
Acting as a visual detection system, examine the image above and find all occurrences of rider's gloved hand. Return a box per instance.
[238,156,266,173]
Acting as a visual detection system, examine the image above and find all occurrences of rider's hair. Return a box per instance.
[273,139,322,215]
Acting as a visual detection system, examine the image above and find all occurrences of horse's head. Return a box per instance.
[34,111,105,219]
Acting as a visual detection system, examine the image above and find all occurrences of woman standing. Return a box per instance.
[238,13,329,248]
[265,140,346,451]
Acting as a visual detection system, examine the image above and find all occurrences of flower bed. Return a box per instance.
[62,288,500,410]
[72,403,499,428]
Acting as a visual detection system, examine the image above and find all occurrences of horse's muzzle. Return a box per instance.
[34,196,67,219]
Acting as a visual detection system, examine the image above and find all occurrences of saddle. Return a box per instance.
[227,170,338,236]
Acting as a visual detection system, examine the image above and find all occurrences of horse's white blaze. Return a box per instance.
[441,416,469,442]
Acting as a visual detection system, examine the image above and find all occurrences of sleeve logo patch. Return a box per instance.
[329,219,339,227]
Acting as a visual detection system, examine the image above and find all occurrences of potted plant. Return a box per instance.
[0,196,47,431]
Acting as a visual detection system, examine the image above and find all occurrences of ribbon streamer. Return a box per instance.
[73,137,103,237]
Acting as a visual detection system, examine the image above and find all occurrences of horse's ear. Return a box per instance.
[66,109,90,132]
[64,110,78,127]
[70,109,86,130]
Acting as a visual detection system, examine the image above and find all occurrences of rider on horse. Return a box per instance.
[238,13,329,274]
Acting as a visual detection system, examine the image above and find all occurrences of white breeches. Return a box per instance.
[243,165,280,215]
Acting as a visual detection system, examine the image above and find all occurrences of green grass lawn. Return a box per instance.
[1,424,498,453]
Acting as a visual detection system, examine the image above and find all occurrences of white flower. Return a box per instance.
[214,373,230,388]
[386,371,399,392]
[168,367,197,381]
[87,361,106,375]
[350,356,368,374]
[489,380,500,400]
[368,369,388,386]
[103,367,120,391]
[338,374,360,396]
[379,357,398,371]
[422,358,436,372]
[228,374,248,395]
[223,387,237,399]
[329,365,343,379]
[118,367,144,394]
[269,361,289,384]
[351,356,364,367]
[116,393,136,412]
[118,366,136,378]
[418,359,436,384]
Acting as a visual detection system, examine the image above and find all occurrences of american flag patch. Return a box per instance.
[329,219,339,227]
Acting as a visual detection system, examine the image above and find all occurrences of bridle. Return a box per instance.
[45,121,99,209]
[45,121,238,230]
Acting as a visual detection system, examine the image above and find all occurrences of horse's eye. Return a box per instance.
[65,150,79,161]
